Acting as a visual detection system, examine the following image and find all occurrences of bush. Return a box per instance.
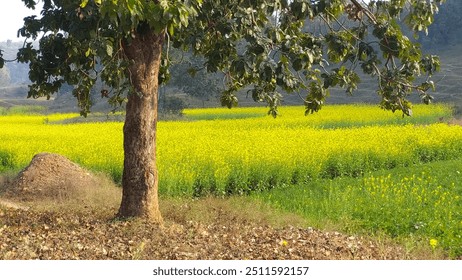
[0,150,15,171]
[159,95,187,115]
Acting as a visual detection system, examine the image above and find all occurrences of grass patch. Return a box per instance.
[0,150,15,172]
[1,105,48,115]
[253,159,462,258]
[161,196,307,229]
[184,107,266,121]
[51,112,125,124]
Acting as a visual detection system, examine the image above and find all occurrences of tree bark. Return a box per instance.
[117,29,164,223]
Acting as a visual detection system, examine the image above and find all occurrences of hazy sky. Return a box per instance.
[0,1,41,42]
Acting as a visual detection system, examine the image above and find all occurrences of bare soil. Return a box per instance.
[0,153,412,260]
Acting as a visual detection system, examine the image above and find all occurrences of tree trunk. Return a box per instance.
[117,29,164,223]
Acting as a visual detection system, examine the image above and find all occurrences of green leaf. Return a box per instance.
[168,24,175,36]
[80,0,89,8]
[106,44,114,57]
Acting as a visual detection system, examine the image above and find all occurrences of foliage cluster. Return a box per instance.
[0,0,442,118]
[158,95,187,116]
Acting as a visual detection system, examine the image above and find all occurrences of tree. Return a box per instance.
[168,52,222,107]
[0,0,444,222]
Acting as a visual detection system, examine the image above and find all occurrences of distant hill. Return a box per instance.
[419,0,462,51]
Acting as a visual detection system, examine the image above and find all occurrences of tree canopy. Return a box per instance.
[1,0,443,117]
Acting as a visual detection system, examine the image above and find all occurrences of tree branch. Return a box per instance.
[350,0,377,25]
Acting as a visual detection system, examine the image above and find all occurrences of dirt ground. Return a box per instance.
[0,205,413,260]
[0,153,414,260]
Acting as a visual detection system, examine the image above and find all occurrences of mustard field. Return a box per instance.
[0,104,458,195]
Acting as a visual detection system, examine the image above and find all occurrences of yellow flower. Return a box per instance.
[429,239,438,249]
[280,240,288,246]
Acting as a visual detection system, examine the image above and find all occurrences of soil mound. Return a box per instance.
[3,153,101,202]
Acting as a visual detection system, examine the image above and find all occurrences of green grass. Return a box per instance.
[184,107,266,121]
[253,159,462,258]
[0,105,48,115]
[0,150,15,172]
